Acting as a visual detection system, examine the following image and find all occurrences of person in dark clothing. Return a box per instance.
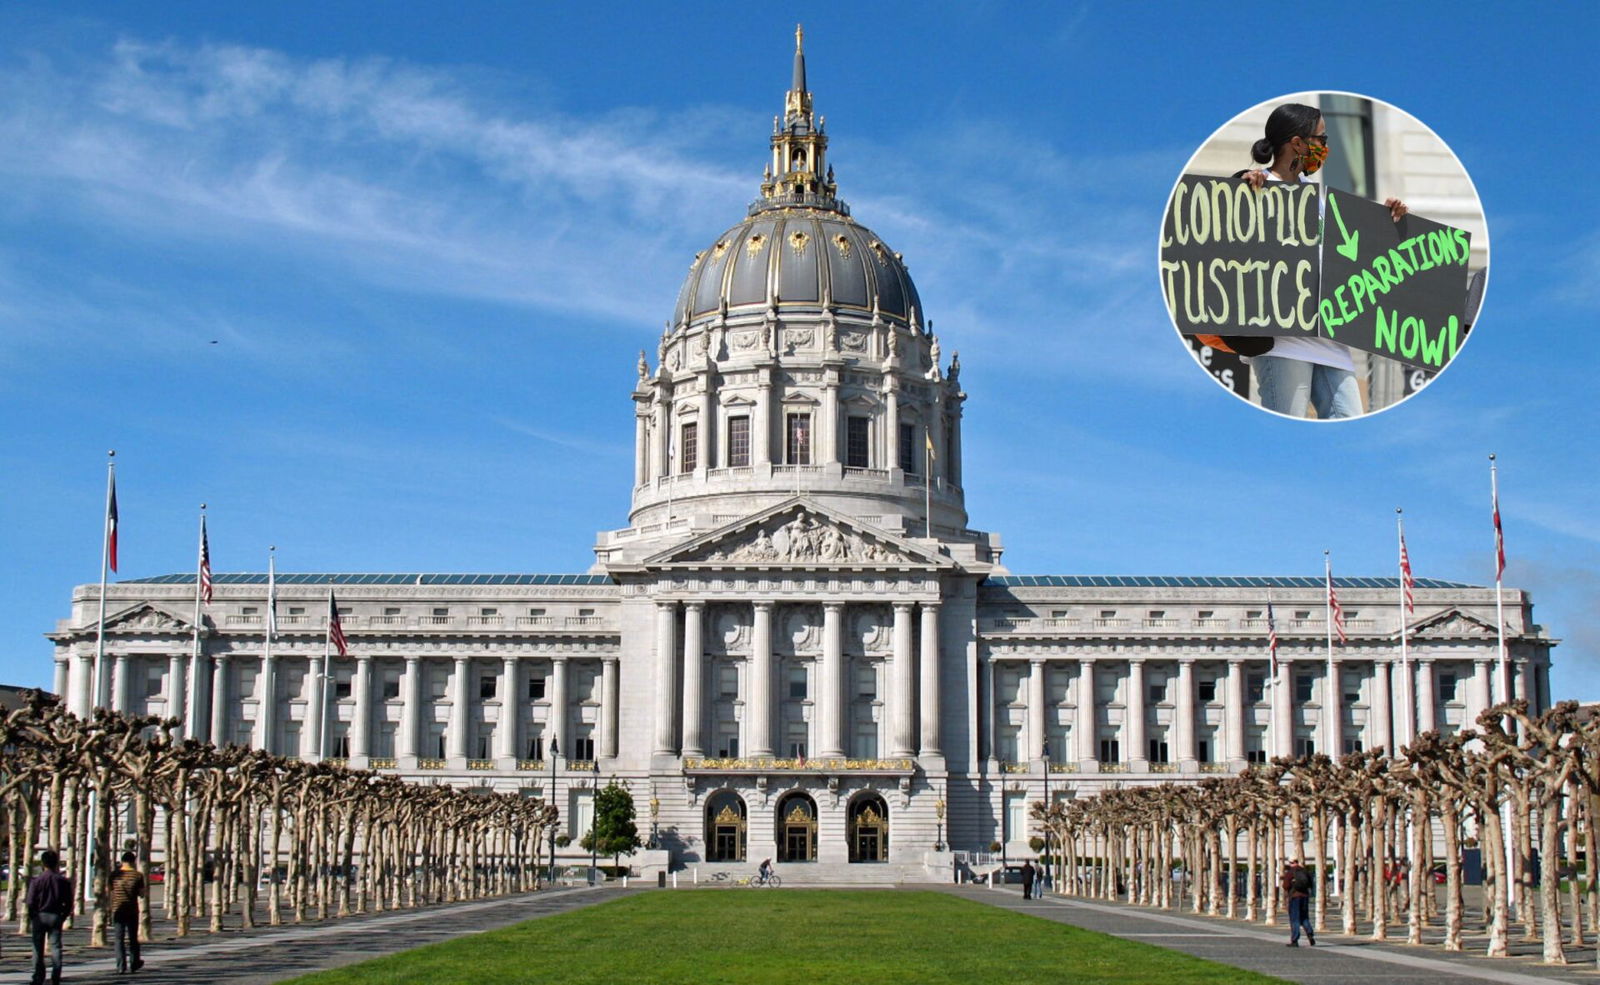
[110,850,148,973]
[1282,858,1315,947]
[26,849,73,985]
[1020,860,1035,899]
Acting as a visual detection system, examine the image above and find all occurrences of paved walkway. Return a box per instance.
[0,886,621,984]
[950,884,1600,985]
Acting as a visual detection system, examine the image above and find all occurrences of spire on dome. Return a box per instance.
[757,24,842,213]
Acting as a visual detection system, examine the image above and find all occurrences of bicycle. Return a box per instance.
[747,872,781,888]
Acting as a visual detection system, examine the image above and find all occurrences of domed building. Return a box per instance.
[49,32,1555,880]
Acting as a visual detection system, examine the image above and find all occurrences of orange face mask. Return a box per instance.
[1300,140,1328,175]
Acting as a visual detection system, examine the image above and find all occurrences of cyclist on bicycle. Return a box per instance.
[757,858,774,885]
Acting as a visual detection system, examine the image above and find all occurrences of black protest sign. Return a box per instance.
[1185,335,1251,398]
[1318,188,1472,370]
[1160,174,1321,339]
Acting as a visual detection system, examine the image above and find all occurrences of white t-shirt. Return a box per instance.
[1246,168,1353,372]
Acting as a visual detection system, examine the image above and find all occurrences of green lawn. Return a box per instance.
[282,890,1286,985]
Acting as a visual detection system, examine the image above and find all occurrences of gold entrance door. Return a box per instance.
[780,802,817,862]
[710,803,746,862]
[850,804,888,862]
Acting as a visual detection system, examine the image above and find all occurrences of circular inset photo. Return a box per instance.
[1159,92,1488,420]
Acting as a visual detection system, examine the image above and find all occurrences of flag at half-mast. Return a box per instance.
[1326,566,1348,644]
[106,473,119,573]
[1398,528,1415,614]
[198,516,213,605]
[327,591,349,658]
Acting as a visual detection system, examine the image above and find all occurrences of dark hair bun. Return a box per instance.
[1251,137,1274,164]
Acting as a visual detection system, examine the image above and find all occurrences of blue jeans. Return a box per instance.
[30,910,63,985]
[1288,895,1313,943]
[1253,356,1362,419]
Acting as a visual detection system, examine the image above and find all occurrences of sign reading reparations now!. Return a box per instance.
[1160,175,1322,339]
[1319,188,1472,370]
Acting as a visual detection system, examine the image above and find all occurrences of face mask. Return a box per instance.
[1299,140,1328,175]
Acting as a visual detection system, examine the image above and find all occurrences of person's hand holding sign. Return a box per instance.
[1385,197,1408,221]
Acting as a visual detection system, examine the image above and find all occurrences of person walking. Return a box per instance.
[26,849,73,985]
[110,850,148,974]
[1282,859,1315,947]
[1020,860,1035,899]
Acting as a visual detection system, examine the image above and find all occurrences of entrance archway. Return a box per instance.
[704,791,747,862]
[848,793,889,863]
[775,792,818,862]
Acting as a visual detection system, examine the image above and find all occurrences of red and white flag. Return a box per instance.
[1326,568,1348,645]
[198,516,213,605]
[1398,529,1415,614]
[1266,599,1280,671]
[327,591,349,657]
[1493,489,1506,582]
[106,473,119,573]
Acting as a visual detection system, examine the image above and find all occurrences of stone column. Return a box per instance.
[696,388,714,477]
[820,372,839,465]
[1077,659,1098,768]
[1224,658,1245,764]
[448,656,470,761]
[1537,660,1552,717]
[399,656,422,761]
[1174,658,1196,768]
[1416,659,1437,734]
[885,384,901,473]
[1371,662,1392,755]
[1469,658,1492,726]
[550,656,570,759]
[600,658,620,759]
[652,394,670,481]
[112,654,131,714]
[1125,659,1146,767]
[210,654,231,747]
[748,602,775,757]
[167,653,186,724]
[1027,659,1046,764]
[982,658,996,760]
[818,602,845,758]
[754,369,772,466]
[352,656,373,760]
[1272,659,1293,759]
[918,602,943,756]
[1322,660,1343,758]
[653,602,678,755]
[890,603,916,757]
[53,658,70,708]
[306,655,326,760]
[682,602,706,758]
[1513,660,1529,703]
[496,657,519,761]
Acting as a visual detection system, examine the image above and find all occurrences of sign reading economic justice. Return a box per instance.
[1159,175,1321,339]
[1161,175,1476,371]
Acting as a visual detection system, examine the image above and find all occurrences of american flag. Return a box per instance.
[106,473,119,573]
[1327,569,1348,645]
[1398,530,1415,614]
[198,516,213,605]
[327,591,349,657]
[1266,599,1279,671]
[1491,489,1504,582]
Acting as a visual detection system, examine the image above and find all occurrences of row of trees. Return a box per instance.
[1032,700,1599,967]
[2,691,559,946]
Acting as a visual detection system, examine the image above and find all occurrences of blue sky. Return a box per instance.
[1,3,1595,696]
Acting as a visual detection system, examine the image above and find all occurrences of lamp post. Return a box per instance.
[934,793,946,852]
[547,736,560,887]
[590,760,600,886]
[1041,741,1051,898]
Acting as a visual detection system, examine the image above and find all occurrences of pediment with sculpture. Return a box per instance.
[644,499,950,569]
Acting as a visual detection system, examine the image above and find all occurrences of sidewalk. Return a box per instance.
[950,885,1599,985]
[1,885,623,985]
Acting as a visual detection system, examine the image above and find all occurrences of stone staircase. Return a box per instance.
[676,859,947,886]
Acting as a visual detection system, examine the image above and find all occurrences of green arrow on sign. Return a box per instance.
[1328,193,1360,263]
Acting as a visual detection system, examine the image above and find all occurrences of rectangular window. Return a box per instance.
[1342,736,1363,755]
[432,607,449,617]
[1197,610,1214,619]
[1295,675,1315,703]
[480,675,497,700]
[1294,736,1316,758]
[242,606,258,615]
[527,736,545,761]
[716,730,739,759]
[331,734,351,758]
[144,673,163,698]
[727,415,750,467]
[529,675,548,701]
[384,606,401,616]
[375,723,396,758]
[475,732,493,760]
[1246,610,1262,619]
[787,736,807,760]
[1197,738,1211,762]
[899,423,917,474]
[680,422,698,473]
[382,675,400,700]
[853,724,877,760]
[480,607,497,617]
[1294,610,1311,620]
[788,667,808,700]
[288,606,305,616]
[1439,673,1458,702]
[1148,738,1169,763]
[334,679,352,700]
[572,735,595,760]
[856,666,877,699]
[1148,679,1167,704]
[528,607,546,617]
[1098,738,1120,762]
[845,416,870,468]
[786,413,811,465]
[718,665,738,698]
[1247,674,1266,704]
[1197,679,1218,702]
[1246,748,1268,765]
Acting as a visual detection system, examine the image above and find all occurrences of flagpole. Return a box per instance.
[1323,552,1336,757]
[188,505,207,739]
[1490,454,1509,705]
[258,546,276,753]
[1266,587,1277,764]
[321,587,335,761]
[90,450,116,718]
[1395,509,1414,748]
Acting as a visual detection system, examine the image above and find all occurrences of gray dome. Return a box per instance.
[673,211,922,328]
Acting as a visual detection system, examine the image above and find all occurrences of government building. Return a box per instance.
[48,34,1554,877]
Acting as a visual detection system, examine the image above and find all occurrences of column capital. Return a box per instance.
[685,600,705,613]
[893,601,915,614]
[656,599,678,612]
[553,654,571,665]
[1128,657,1147,666]
[823,601,845,614]
[604,655,620,667]
[1029,657,1046,668]
[920,600,942,612]
[752,599,776,613]
[1178,656,1196,667]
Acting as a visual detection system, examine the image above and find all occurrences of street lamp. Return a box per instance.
[934,793,946,852]
[1041,741,1051,898]
[547,736,560,887]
